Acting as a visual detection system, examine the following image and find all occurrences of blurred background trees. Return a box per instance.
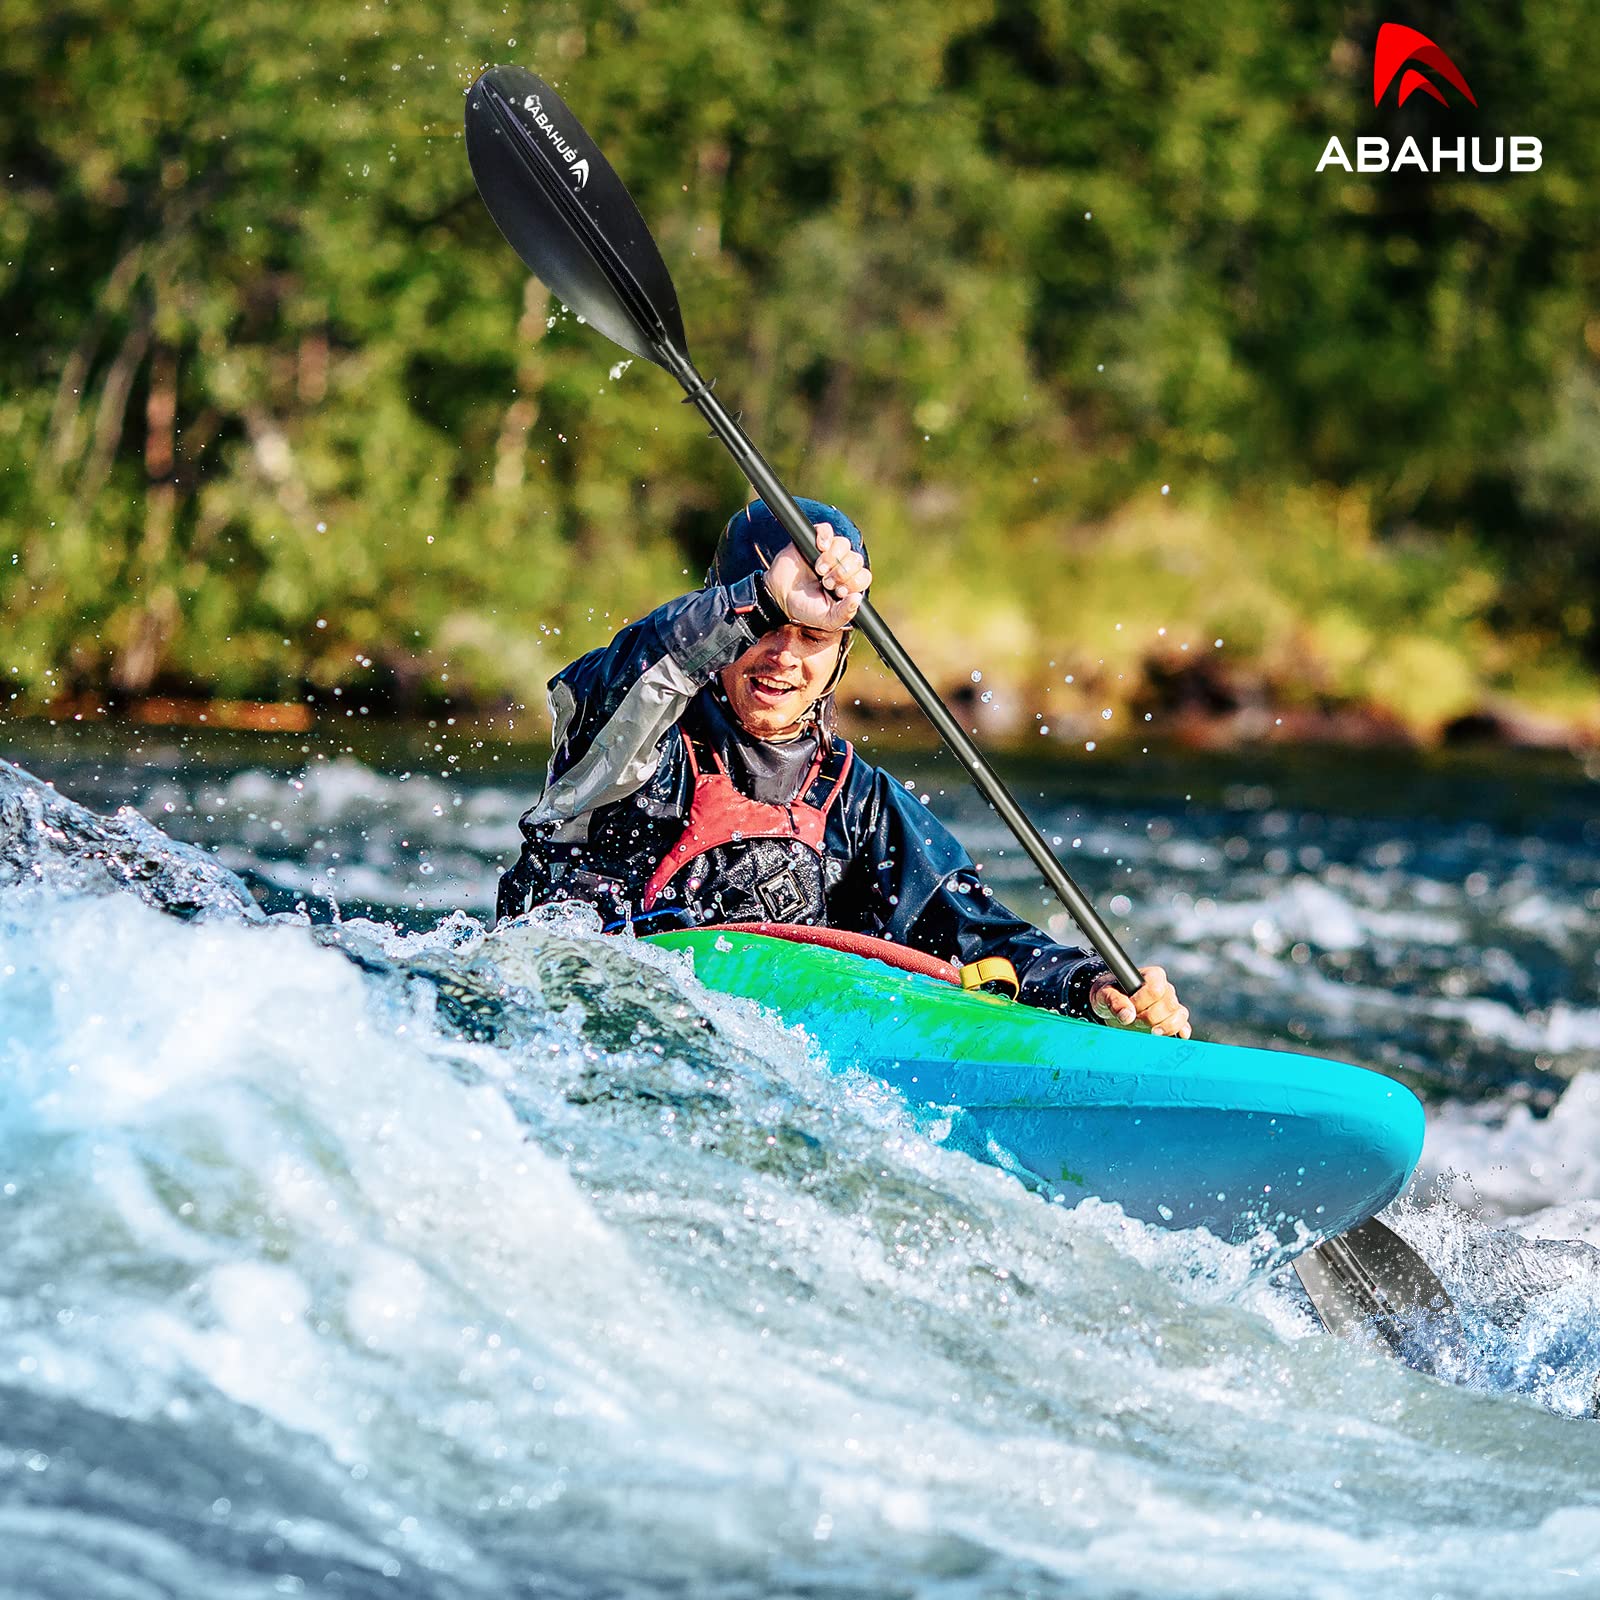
[3,0,1596,739]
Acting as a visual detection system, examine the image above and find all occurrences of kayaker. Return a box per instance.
[497,497,1190,1037]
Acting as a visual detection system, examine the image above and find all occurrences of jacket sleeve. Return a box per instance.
[853,768,1112,1021]
[522,574,786,829]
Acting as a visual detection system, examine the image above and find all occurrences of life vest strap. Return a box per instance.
[679,728,852,814]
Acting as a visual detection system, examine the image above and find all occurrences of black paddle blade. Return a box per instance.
[1295,1217,1465,1376]
[464,66,688,368]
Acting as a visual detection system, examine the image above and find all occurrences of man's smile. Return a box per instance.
[750,673,799,696]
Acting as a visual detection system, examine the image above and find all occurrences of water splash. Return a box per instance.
[2,758,1598,1598]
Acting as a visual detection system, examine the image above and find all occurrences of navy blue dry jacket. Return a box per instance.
[496,574,1113,1020]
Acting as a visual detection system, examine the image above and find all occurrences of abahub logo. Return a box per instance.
[1373,22,1476,110]
[1317,23,1543,175]
[520,93,592,190]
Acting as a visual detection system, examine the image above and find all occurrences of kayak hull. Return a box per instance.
[647,928,1424,1245]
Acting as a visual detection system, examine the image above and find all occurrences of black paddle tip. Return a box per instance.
[1294,1217,1468,1379]
[464,65,688,370]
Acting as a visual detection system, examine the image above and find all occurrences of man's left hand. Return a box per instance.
[764,523,871,630]
[1088,965,1191,1038]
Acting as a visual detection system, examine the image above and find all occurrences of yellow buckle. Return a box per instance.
[959,955,1019,999]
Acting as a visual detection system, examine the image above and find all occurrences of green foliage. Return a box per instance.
[1,0,1596,733]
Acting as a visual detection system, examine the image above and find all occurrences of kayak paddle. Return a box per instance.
[1292,1216,1462,1373]
[462,64,1461,1365]
[463,65,1140,997]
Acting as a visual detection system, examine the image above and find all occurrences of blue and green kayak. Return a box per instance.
[647,924,1424,1246]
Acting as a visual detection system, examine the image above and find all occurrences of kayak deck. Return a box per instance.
[647,927,1424,1246]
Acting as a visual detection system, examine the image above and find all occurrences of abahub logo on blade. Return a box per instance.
[521,93,591,190]
[1317,23,1543,175]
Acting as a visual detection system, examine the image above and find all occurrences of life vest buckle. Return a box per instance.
[959,956,1020,1000]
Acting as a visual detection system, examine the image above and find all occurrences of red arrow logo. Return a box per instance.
[1373,23,1478,108]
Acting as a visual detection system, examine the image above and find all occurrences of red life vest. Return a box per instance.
[641,730,854,923]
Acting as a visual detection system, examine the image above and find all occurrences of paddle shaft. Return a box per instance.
[663,346,1144,995]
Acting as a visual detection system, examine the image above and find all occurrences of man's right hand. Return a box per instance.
[1089,965,1192,1038]
[763,523,871,631]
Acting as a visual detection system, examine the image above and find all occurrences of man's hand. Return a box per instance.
[763,523,871,631]
[1088,965,1191,1039]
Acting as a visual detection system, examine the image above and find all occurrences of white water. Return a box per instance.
[2,747,1598,1598]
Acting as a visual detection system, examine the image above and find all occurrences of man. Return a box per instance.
[498,497,1190,1036]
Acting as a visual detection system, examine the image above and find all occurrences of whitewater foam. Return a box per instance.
[2,751,1598,1597]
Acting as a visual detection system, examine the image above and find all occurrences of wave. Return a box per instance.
[3,758,1600,1597]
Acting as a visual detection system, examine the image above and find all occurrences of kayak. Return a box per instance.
[646,923,1425,1246]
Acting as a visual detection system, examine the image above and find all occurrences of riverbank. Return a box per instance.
[18,672,1598,757]
[11,482,1597,753]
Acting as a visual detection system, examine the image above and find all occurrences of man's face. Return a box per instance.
[720,623,844,740]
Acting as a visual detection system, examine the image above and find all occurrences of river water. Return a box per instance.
[1,722,1598,1599]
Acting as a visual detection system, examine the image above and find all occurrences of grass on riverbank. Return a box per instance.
[5,480,1596,748]
[833,479,1598,747]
